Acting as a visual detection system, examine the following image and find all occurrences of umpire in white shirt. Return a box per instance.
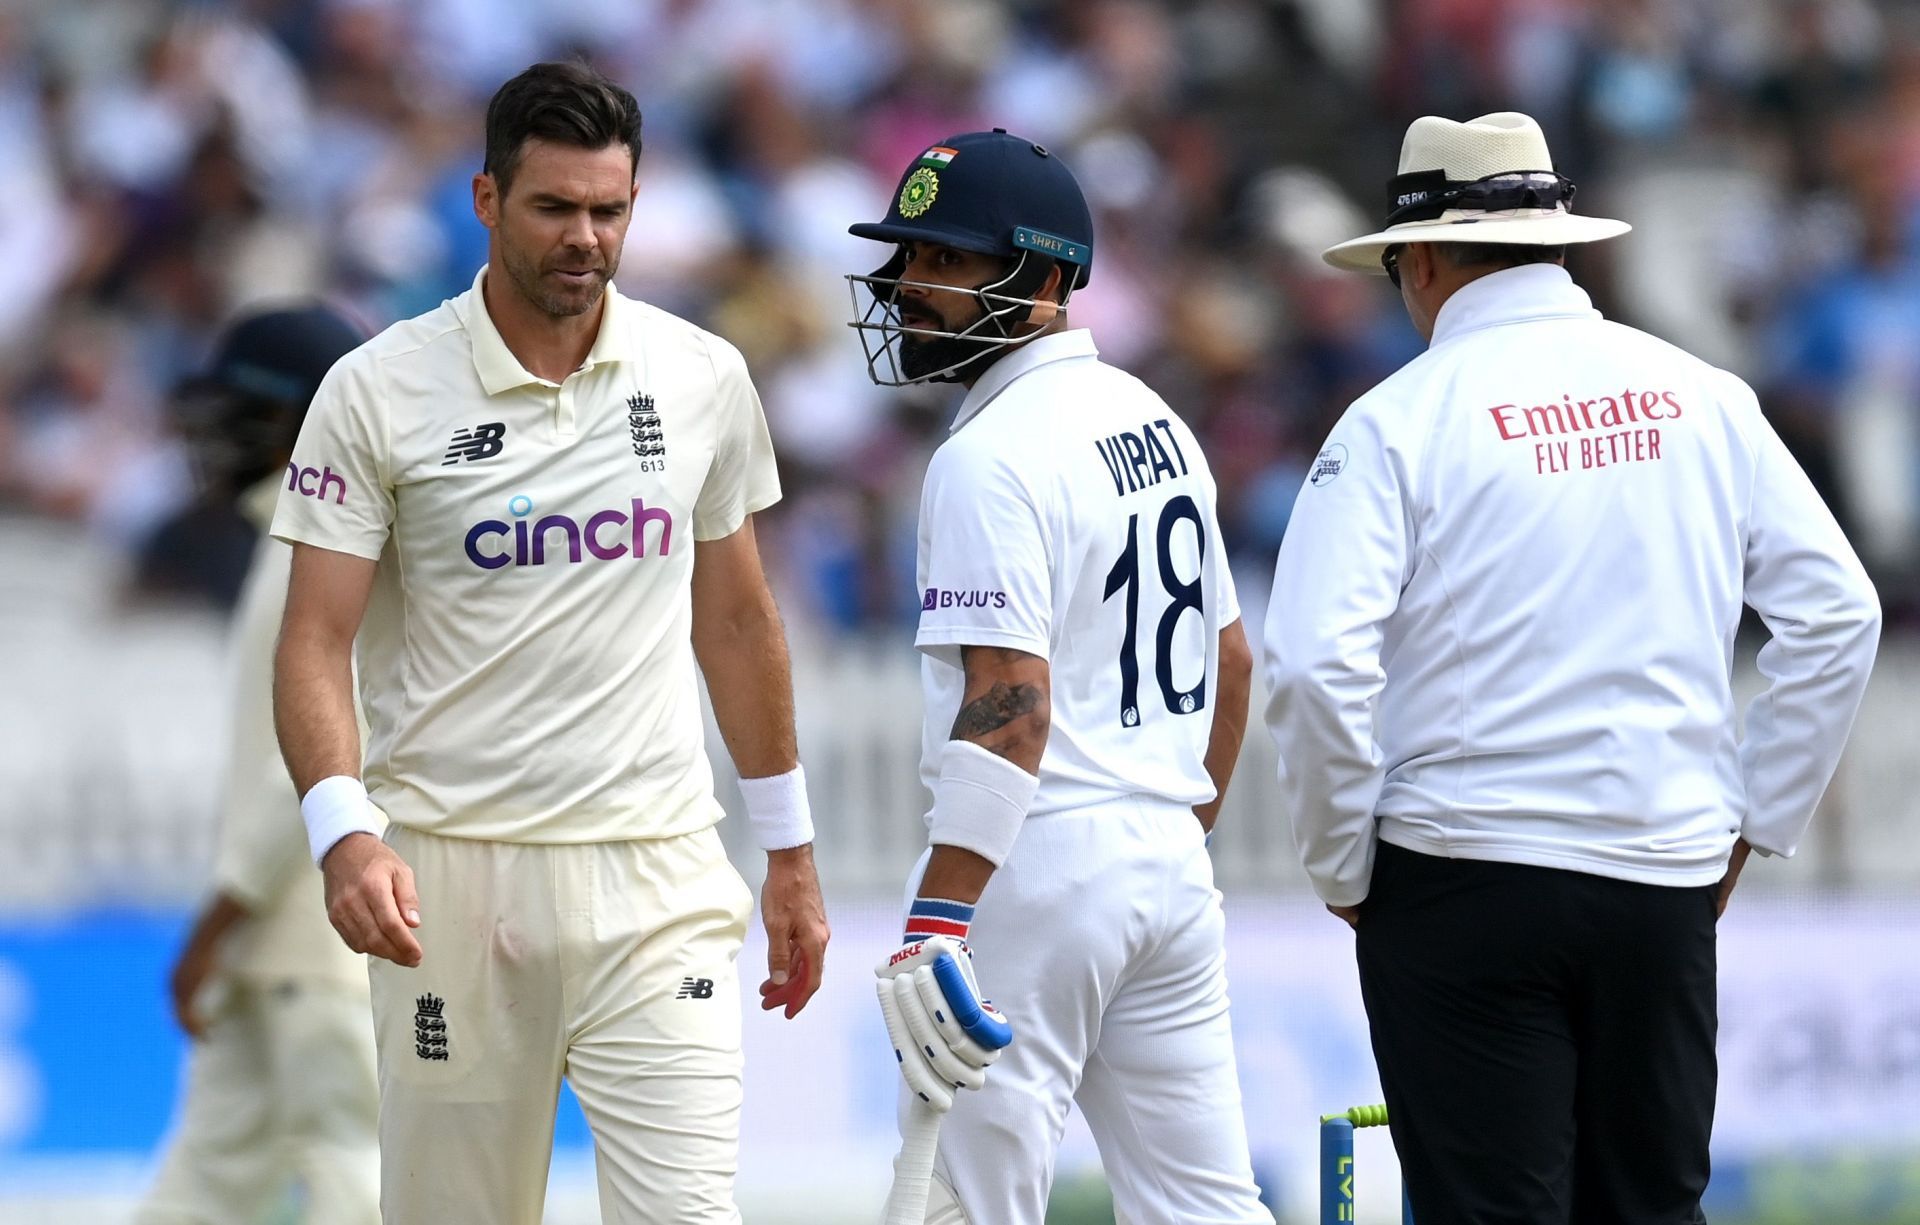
[1263,112,1881,1224]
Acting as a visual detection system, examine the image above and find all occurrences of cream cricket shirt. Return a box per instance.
[213,479,369,989]
[271,268,780,843]
[915,329,1241,817]
[1264,264,1881,905]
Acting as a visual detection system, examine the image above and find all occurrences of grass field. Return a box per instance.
[8,1151,1920,1224]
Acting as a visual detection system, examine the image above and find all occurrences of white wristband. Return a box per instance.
[301,775,380,866]
[927,740,1039,868]
[739,765,815,851]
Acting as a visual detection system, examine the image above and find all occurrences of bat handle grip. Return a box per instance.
[883,1098,944,1224]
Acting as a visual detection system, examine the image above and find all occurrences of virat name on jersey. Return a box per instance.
[1094,418,1191,496]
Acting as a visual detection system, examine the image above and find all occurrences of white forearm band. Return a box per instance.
[739,765,815,851]
[927,740,1040,868]
[301,775,380,866]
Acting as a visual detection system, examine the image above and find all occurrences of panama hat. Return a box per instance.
[1322,111,1630,274]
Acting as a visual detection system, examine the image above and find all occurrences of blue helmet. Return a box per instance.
[847,129,1094,385]
[172,302,368,496]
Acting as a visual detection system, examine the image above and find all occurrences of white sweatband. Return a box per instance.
[301,775,380,866]
[927,740,1040,868]
[739,765,815,851]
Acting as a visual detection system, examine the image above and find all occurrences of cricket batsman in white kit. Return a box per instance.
[270,62,829,1224]
[142,304,379,1224]
[848,130,1275,1225]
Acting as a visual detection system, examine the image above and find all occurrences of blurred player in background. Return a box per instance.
[270,61,829,1224]
[141,304,378,1225]
[1265,112,1883,1224]
[849,131,1273,1225]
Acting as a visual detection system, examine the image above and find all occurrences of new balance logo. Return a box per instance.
[676,977,715,1000]
[443,422,507,465]
[414,993,450,1061]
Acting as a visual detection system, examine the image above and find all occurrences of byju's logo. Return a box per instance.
[464,494,675,570]
[414,993,449,1061]
[922,587,1009,611]
[443,422,507,465]
[285,462,347,505]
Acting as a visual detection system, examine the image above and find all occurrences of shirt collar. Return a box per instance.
[461,264,637,395]
[1428,263,1600,349]
[950,328,1100,433]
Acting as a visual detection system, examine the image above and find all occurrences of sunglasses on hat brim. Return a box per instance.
[1383,170,1577,229]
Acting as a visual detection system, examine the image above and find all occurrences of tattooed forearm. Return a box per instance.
[951,682,1043,740]
[949,645,1051,770]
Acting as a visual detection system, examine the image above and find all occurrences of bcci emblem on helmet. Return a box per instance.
[899,167,940,218]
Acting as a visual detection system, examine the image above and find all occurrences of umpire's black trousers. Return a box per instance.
[1356,841,1718,1225]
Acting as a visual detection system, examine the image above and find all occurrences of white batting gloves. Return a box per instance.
[875,934,1013,1112]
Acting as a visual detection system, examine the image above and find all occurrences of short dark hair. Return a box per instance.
[484,61,643,196]
[1436,243,1567,271]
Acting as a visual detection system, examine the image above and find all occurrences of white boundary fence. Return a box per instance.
[3,516,1916,908]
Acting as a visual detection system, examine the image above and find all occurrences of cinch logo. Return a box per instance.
[464,494,674,570]
[285,462,347,504]
[922,587,1009,611]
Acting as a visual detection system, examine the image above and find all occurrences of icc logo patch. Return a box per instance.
[1309,443,1348,487]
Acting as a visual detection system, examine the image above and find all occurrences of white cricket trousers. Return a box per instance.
[139,979,379,1224]
[371,824,752,1225]
[901,796,1274,1225]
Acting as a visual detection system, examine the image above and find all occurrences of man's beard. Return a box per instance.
[898,304,992,382]
[500,241,613,318]
[900,333,964,381]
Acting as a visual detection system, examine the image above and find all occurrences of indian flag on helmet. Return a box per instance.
[917,146,958,169]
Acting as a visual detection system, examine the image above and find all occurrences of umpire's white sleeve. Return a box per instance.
[1731,379,1881,858]
[1262,407,1416,907]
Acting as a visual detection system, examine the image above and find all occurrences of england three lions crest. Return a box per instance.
[414,993,450,1061]
[627,391,667,462]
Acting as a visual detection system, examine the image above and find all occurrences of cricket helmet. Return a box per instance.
[173,302,367,496]
[847,129,1094,386]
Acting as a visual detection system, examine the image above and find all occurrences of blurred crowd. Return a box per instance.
[1,0,1918,632]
